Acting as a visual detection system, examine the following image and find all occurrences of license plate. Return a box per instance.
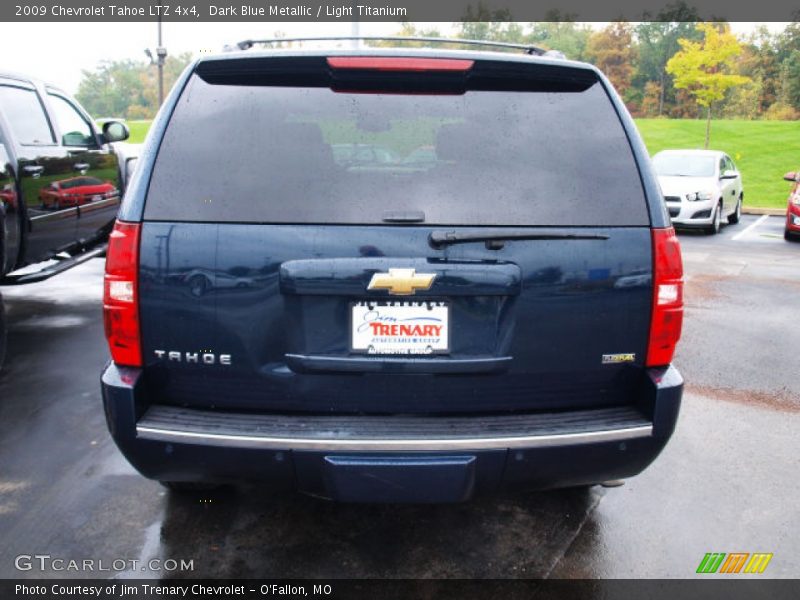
[351,301,449,355]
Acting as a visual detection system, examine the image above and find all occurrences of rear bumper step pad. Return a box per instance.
[136,404,652,451]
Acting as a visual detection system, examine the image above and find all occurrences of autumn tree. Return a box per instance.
[587,22,636,96]
[667,23,750,148]
[640,81,662,116]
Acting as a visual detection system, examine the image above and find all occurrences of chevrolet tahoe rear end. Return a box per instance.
[101,44,684,503]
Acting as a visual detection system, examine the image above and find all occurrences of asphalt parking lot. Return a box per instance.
[0,213,797,579]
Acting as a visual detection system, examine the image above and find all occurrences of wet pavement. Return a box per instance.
[0,214,797,579]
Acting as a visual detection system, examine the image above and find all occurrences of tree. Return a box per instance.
[526,20,592,60]
[779,49,800,110]
[456,14,525,44]
[738,25,781,113]
[75,52,192,120]
[586,22,636,95]
[634,3,702,116]
[666,23,750,148]
[368,22,444,48]
[641,81,662,116]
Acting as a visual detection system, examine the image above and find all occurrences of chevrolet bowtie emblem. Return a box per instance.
[367,268,437,296]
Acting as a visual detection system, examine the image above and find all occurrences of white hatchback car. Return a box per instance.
[653,149,743,234]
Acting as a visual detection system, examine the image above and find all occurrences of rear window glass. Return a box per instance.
[145,62,648,226]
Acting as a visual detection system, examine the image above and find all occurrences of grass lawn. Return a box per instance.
[126,120,151,145]
[636,119,799,209]
[125,118,798,209]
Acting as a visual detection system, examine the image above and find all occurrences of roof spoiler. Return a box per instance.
[226,36,565,58]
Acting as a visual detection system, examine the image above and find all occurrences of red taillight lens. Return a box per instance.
[103,220,142,367]
[326,57,474,72]
[647,227,684,367]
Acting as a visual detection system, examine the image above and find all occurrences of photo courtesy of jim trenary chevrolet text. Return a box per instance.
[0,0,799,597]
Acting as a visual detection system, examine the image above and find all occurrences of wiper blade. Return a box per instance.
[429,229,609,249]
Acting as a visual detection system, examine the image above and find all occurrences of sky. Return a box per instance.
[0,21,788,94]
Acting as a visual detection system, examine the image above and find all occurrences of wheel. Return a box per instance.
[786,229,799,242]
[706,202,722,235]
[160,481,221,492]
[728,195,742,224]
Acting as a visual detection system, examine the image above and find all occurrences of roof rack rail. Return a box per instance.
[231,36,550,56]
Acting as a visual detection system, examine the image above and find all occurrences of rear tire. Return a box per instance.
[728,195,742,224]
[160,481,221,492]
[706,202,722,235]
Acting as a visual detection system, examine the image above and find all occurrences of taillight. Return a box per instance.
[647,227,684,367]
[103,220,142,367]
[327,57,474,72]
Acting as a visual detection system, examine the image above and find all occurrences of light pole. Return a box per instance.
[145,16,168,107]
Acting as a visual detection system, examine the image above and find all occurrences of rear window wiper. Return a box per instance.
[429,229,609,249]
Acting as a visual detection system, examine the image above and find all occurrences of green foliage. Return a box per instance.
[779,50,800,109]
[526,21,592,60]
[75,52,193,119]
[635,13,702,116]
[720,79,762,120]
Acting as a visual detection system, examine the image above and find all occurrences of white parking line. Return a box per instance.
[732,215,769,241]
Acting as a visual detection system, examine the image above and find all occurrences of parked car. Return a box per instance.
[38,176,117,209]
[101,40,684,503]
[0,72,137,283]
[783,171,800,241]
[653,149,743,234]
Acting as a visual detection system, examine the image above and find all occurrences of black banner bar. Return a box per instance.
[3,579,800,600]
[2,0,800,23]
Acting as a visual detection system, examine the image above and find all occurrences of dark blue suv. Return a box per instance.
[101,40,684,503]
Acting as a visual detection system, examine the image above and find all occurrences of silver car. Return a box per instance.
[653,149,743,234]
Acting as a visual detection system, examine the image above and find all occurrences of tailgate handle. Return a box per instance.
[285,354,512,374]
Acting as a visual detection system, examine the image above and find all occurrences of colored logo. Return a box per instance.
[696,552,773,574]
[367,268,436,296]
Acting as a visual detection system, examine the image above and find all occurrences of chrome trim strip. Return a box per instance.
[136,424,653,451]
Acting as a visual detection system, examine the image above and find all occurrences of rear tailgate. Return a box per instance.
[137,53,653,415]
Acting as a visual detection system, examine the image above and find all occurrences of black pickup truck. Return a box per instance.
[0,72,134,282]
[0,71,135,365]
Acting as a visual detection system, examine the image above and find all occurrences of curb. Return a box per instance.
[742,207,785,216]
